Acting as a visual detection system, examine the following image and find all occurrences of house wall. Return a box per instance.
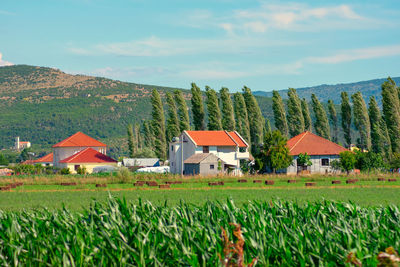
[53,146,106,167]
[59,162,117,174]
[286,155,340,174]
[184,163,200,175]
[169,133,196,174]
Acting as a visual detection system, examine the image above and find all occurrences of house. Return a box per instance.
[169,130,249,175]
[122,158,160,168]
[52,132,117,174]
[285,131,348,174]
[32,153,54,166]
[14,137,31,151]
[184,153,225,175]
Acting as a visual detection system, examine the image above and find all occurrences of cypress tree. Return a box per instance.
[191,83,205,130]
[233,92,251,144]
[351,92,371,150]
[287,88,305,137]
[368,96,384,154]
[150,89,166,160]
[328,100,338,143]
[341,92,352,148]
[166,92,180,143]
[205,86,222,130]
[134,123,141,151]
[311,94,330,139]
[265,118,272,133]
[243,86,264,150]
[174,90,190,132]
[142,120,155,148]
[301,98,312,132]
[127,124,135,158]
[220,87,235,131]
[380,116,392,159]
[272,90,288,136]
[382,78,400,153]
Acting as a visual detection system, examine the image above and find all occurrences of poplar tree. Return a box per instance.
[134,123,141,151]
[243,86,264,151]
[174,90,190,132]
[311,94,330,139]
[301,98,312,132]
[382,78,400,153]
[272,90,288,136]
[328,100,338,143]
[220,87,235,131]
[380,116,392,159]
[265,118,272,133]
[287,88,304,137]
[166,92,180,144]
[205,86,222,130]
[127,124,135,157]
[341,92,352,148]
[233,92,251,144]
[150,89,166,160]
[142,120,155,148]
[191,83,205,130]
[351,92,371,150]
[368,96,385,154]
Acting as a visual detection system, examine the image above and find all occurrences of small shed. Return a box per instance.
[184,153,224,175]
[123,158,160,168]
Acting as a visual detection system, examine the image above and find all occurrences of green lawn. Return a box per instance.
[1,186,399,210]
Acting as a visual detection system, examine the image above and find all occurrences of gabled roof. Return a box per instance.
[184,153,223,164]
[287,131,348,156]
[123,158,160,167]
[185,131,248,147]
[33,153,53,163]
[59,148,117,163]
[53,132,106,148]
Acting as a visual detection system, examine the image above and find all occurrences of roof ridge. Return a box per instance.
[306,131,347,149]
[64,147,91,162]
[289,131,308,152]
[225,130,239,147]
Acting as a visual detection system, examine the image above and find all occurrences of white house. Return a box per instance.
[285,131,348,174]
[169,130,250,175]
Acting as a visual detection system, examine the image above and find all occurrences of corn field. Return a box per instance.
[0,197,399,266]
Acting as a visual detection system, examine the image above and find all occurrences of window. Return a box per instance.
[203,146,209,153]
[210,164,214,170]
[239,147,246,153]
[321,158,329,166]
[74,165,80,170]
[171,145,174,152]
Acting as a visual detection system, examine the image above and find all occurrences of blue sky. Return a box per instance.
[1,0,400,91]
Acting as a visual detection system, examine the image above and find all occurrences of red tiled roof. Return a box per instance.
[287,131,348,156]
[53,132,106,148]
[59,148,117,163]
[185,131,248,147]
[33,153,53,163]
[228,131,248,147]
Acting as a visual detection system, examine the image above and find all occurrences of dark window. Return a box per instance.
[203,146,209,153]
[321,158,329,166]
[239,147,246,153]
[210,164,214,170]
[171,145,174,151]
[74,165,80,170]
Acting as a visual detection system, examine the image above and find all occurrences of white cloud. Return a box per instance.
[0,53,13,66]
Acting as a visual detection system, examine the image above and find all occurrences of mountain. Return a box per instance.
[253,77,400,104]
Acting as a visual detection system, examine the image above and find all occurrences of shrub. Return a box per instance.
[60,167,70,175]
[76,166,87,175]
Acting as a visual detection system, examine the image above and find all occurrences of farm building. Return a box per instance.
[32,153,54,166]
[14,137,31,151]
[122,158,160,168]
[184,153,225,176]
[285,131,348,174]
[169,130,249,175]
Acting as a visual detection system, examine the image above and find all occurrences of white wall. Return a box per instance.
[53,146,106,167]
[286,155,340,174]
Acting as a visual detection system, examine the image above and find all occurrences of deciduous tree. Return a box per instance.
[328,100,338,143]
[174,90,190,132]
[341,92,352,148]
[272,90,288,136]
[351,92,371,150]
[382,78,400,153]
[220,87,235,131]
[205,86,222,130]
[311,94,330,140]
[233,92,251,145]
[261,130,293,173]
[150,89,166,160]
[166,92,180,143]
[191,83,205,130]
[287,88,305,137]
[301,98,312,132]
[243,86,264,152]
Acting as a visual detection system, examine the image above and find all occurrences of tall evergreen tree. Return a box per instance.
[134,123,141,151]
[190,83,205,130]
[127,124,135,157]
[233,92,251,144]
[272,90,288,136]
[368,96,385,154]
[150,89,166,160]
[351,92,371,150]
[328,100,338,143]
[380,116,392,159]
[205,86,222,130]
[301,98,312,132]
[382,78,400,153]
[265,118,272,133]
[341,92,352,148]
[243,86,264,151]
[174,90,190,132]
[287,88,304,137]
[166,92,180,143]
[220,87,235,131]
[142,120,155,148]
[311,94,330,139]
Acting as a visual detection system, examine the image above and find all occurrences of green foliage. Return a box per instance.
[354,151,385,173]
[233,93,250,145]
[272,90,288,136]
[151,90,166,161]
[76,166,87,175]
[382,77,400,153]
[297,153,312,166]
[131,148,157,158]
[165,92,180,143]
[339,151,356,174]
[142,120,155,149]
[368,96,391,158]
[328,100,338,143]
[287,88,305,137]
[261,130,292,173]
[341,92,352,148]
[60,167,70,175]
[243,86,264,152]
[330,159,341,171]
[351,92,371,150]
[127,124,135,158]
[219,87,235,131]
[205,86,222,130]
[191,83,205,130]
[390,153,400,170]
[174,90,190,132]
[301,98,312,132]
[311,94,330,140]
[0,153,9,165]
[116,167,131,183]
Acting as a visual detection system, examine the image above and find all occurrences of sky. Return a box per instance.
[1,0,400,91]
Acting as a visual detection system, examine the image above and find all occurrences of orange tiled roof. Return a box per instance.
[287,131,348,156]
[33,153,53,163]
[228,131,248,147]
[185,131,248,147]
[59,148,117,163]
[53,132,106,148]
